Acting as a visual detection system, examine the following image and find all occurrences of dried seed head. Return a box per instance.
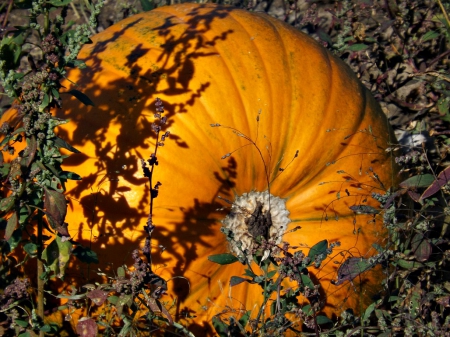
[221,190,290,262]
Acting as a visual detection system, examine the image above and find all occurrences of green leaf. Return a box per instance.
[349,205,380,215]
[117,294,132,306]
[38,93,50,112]
[43,163,63,186]
[54,137,81,153]
[44,187,69,236]
[399,174,435,189]
[316,315,333,325]
[0,161,9,177]
[422,30,440,42]
[238,310,251,327]
[140,0,154,11]
[317,30,333,45]
[57,293,86,300]
[0,133,11,150]
[208,253,239,265]
[438,97,450,120]
[51,88,60,99]
[108,295,119,305]
[388,296,399,302]
[15,319,29,328]
[396,259,424,269]
[118,321,132,335]
[11,127,25,137]
[59,171,82,180]
[23,242,38,257]
[0,36,23,68]
[66,90,95,106]
[408,284,421,319]
[13,45,22,64]
[40,324,53,332]
[67,60,87,69]
[411,233,432,261]
[302,304,313,316]
[72,244,99,264]
[11,0,33,9]
[301,274,315,290]
[47,0,73,5]
[372,243,383,252]
[5,212,17,240]
[308,239,328,266]
[7,228,22,251]
[21,135,37,168]
[12,71,25,81]
[335,257,374,285]
[230,276,254,287]
[347,43,368,51]
[244,268,257,279]
[212,316,228,337]
[0,195,15,212]
[18,332,31,337]
[117,266,126,277]
[41,236,73,278]
[18,206,30,225]
[362,301,376,323]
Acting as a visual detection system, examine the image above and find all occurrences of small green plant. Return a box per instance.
[357,153,450,336]
[0,0,104,335]
[0,2,192,336]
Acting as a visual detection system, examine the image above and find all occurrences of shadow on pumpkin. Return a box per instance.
[50,5,243,333]
[57,4,235,257]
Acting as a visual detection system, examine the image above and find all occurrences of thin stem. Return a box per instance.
[44,7,50,36]
[142,98,167,267]
[70,1,81,19]
[1,0,14,29]
[437,0,450,28]
[252,260,270,336]
[37,214,44,337]
[148,139,160,219]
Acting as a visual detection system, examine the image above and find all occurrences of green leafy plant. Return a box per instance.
[0,2,194,336]
[0,0,104,335]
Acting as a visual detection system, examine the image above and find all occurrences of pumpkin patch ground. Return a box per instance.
[0,2,406,335]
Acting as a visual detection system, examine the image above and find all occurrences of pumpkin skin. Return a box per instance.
[2,3,398,332]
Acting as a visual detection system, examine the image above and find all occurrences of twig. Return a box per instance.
[1,0,14,29]
[70,1,81,20]
[141,98,168,268]
[436,0,450,28]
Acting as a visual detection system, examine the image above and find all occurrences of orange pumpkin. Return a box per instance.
[2,3,398,332]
